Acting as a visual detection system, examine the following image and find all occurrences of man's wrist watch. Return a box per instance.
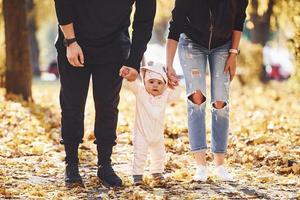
[229,48,240,55]
[63,38,77,47]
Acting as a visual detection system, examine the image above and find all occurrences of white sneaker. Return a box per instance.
[193,165,208,182]
[214,165,234,181]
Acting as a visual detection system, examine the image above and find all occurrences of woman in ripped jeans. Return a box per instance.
[166,0,248,181]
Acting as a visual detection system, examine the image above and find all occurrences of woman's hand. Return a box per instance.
[167,66,179,89]
[224,53,237,81]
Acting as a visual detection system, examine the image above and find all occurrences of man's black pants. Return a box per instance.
[57,54,123,166]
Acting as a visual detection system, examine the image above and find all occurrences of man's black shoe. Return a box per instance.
[97,165,123,187]
[65,163,83,187]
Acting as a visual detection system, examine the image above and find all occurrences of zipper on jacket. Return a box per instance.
[208,8,213,50]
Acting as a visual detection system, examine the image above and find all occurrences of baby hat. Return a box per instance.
[144,70,165,83]
[140,62,168,83]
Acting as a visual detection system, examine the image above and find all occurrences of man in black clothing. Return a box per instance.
[54,0,156,187]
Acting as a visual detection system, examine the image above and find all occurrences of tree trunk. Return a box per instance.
[27,0,40,76]
[3,0,32,101]
[249,0,275,46]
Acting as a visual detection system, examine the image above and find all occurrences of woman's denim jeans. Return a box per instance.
[178,34,231,154]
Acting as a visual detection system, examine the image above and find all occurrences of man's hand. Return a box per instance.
[167,66,179,89]
[66,42,85,67]
[224,54,237,81]
[119,66,138,81]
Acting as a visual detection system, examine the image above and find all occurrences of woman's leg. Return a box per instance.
[213,102,226,166]
[209,43,231,164]
[208,42,233,181]
[214,153,225,166]
[178,34,209,167]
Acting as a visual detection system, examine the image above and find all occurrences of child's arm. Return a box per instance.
[120,66,140,94]
[167,85,181,103]
[119,66,138,81]
[123,79,139,95]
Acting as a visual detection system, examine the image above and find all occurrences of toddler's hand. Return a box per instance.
[119,66,130,77]
[119,66,138,81]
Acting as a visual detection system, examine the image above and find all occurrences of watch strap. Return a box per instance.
[63,38,77,47]
[229,48,240,55]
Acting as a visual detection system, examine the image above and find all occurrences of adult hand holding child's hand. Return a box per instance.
[119,66,138,81]
[166,66,179,89]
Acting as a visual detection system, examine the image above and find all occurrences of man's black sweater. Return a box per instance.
[54,0,156,69]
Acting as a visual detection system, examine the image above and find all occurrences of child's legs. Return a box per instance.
[149,136,165,174]
[133,132,148,175]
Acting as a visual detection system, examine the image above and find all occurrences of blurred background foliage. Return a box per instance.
[0,0,299,87]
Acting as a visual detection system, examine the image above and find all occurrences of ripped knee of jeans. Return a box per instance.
[211,101,229,120]
[188,90,206,106]
[212,101,227,109]
[211,101,229,114]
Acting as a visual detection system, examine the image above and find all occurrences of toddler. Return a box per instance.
[120,63,180,185]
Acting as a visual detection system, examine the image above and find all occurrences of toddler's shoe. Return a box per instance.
[152,173,165,181]
[133,175,143,186]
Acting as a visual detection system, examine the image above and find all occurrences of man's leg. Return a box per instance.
[91,61,123,187]
[58,53,91,185]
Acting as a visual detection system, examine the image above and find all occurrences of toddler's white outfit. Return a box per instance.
[126,64,180,175]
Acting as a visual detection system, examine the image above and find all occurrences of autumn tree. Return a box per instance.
[0,2,5,87]
[248,0,275,46]
[3,0,32,101]
[27,0,40,76]
[247,0,300,83]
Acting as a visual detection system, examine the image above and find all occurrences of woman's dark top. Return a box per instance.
[54,0,156,69]
[168,0,248,49]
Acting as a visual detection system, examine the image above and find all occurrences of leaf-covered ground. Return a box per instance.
[0,78,299,200]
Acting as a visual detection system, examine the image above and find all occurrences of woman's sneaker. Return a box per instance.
[214,165,233,181]
[193,165,208,182]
